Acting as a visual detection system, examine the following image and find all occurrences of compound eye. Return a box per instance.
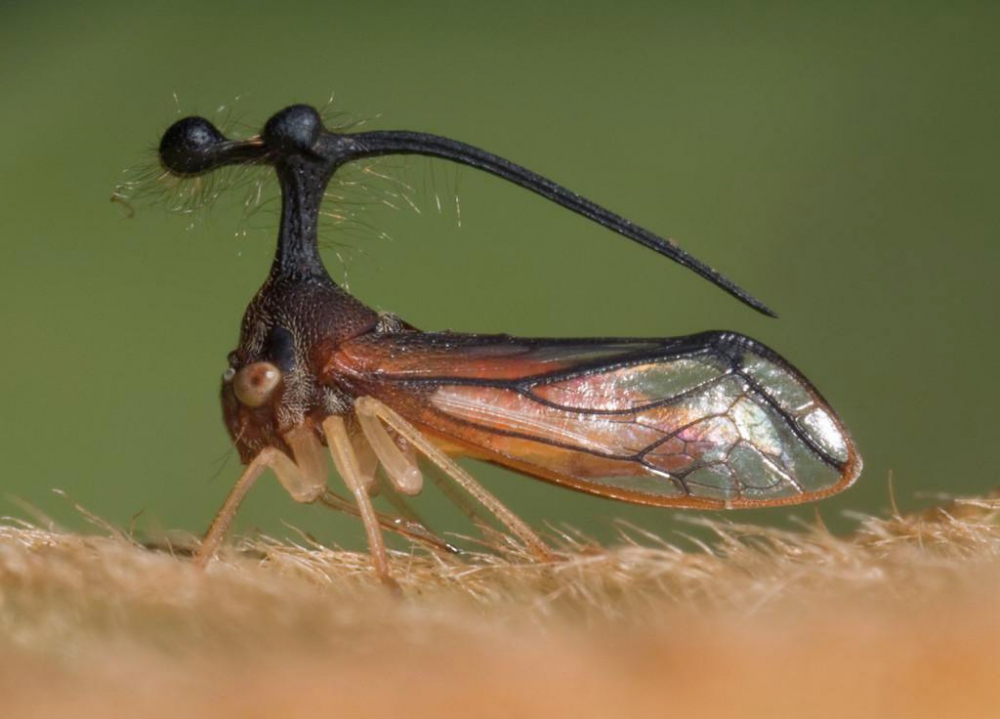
[232,362,281,407]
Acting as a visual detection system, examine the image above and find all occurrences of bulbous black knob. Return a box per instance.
[262,105,322,155]
[158,116,227,176]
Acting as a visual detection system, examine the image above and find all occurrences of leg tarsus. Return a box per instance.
[381,574,403,597]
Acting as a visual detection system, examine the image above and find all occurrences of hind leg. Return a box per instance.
[354,397,553,561]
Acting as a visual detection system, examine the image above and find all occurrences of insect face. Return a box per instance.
[220,277,374,464]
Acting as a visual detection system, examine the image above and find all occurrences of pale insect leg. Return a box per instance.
[356,410,423,495]
[195,451,269,568]
[322,416,398,588]
[350,417,458,550]
[426,467,500,539]
[354,396,554,560]
[374,436,504,543]
[357,411,458,533]
[196,427,329,568]
[349,427,380,494]
[376,475,434,533]
[319,488,458,555]
[194,447,315,567]
[277,425,330,502]
[371,474,461,554]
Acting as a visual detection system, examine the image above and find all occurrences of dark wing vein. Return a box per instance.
[340,330,862,508]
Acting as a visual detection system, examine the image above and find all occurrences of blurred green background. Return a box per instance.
[0,1,996,549]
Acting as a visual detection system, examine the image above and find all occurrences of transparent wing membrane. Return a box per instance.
[333,332,861,509]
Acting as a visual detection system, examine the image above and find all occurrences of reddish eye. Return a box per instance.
[232,362,281,407]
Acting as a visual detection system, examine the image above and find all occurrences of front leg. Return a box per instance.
[195,426,328,567]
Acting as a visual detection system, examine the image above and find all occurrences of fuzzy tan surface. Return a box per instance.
[1,497,998,718]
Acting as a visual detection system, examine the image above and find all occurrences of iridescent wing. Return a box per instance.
[327,331,862,509]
